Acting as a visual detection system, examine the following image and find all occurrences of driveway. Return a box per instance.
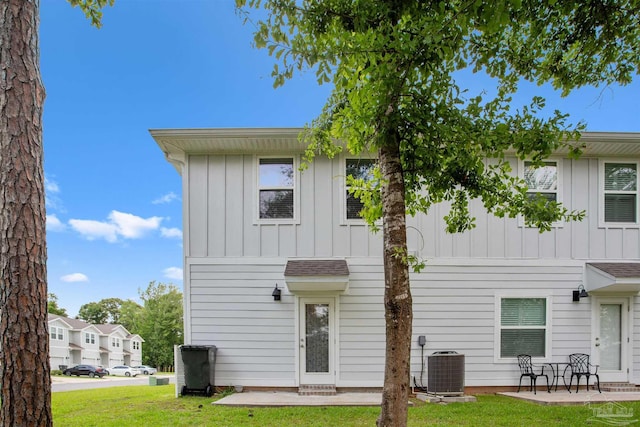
[52,374,174,392]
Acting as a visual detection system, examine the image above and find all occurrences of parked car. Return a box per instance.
[62,365,105,378]
[109,365,139,377]
[97,365,110,375]
[132,365,157,375]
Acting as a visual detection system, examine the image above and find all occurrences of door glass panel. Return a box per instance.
[305,304,329,373]
[600,304,622,370]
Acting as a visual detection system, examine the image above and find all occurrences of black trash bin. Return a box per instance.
[180,345,217,397]
[58,365,68,371]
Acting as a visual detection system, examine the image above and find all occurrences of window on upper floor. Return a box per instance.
[601,161,638,226]
[257,157,297,221]
[85,332,95,344]
[49,326,63,341]
[497,296,550,360]
[345,158,377,221]
[112,337,121,348]
[520,160,562,227]
[524,160,559,203]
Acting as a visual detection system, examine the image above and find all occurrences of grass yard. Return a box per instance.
[52,386,637,426]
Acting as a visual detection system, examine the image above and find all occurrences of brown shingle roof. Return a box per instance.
[588,263,640,278]
[284,260,349,276]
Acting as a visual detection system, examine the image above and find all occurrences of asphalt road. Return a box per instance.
[52,374,174,392]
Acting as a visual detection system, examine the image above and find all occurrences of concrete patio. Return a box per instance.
[213,389,640,407]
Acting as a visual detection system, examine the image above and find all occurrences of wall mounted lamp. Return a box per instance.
[572,284,589,302]
[272,284,282,301]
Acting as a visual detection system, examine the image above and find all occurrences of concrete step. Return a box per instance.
[298,384,337,396]
[600,383,639,392]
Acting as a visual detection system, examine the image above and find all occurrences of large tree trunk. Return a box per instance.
[0,0,51,426]
[377,131,413,427]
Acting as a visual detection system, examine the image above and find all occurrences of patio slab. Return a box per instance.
[501,390,640,406]
[213,391,383,407]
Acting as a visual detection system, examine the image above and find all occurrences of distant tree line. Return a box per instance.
[48,281,183,368]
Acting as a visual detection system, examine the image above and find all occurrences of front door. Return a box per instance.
[593,297,629,382]
[299,298,335,385]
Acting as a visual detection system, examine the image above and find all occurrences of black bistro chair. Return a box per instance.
[567,353,601,393]
[517,354,549,394]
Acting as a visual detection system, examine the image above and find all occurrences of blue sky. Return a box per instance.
[41,1,639,317]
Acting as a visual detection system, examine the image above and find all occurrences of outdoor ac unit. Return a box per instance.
[427,351,465,396]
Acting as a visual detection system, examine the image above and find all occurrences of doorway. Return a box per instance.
[298,297,335,385]
[593,297,630,383]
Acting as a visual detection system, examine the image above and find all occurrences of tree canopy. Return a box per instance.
[47,293,68,317]
[238,1,640,425]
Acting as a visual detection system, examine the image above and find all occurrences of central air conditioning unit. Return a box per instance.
[427,351,465,396]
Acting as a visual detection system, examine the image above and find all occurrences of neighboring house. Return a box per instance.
[152,128,640,392]
[48,314,143,370]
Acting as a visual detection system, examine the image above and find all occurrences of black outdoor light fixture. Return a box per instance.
[272,284,282,301]
[572,284,589,302]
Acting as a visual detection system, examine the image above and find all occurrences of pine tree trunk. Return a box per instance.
[0,0,51,425]
[377,131,413,427]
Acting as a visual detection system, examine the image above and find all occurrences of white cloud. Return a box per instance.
[45,176,65,212]
[163,267,183,281]
[46,214,66,232]
[109,211,162,239]
[160,227,182,239]
[61,273,89,283]
[45,177,60,194]
[69,210,163,243]
[69,219,119,242]
[152,192,179,204]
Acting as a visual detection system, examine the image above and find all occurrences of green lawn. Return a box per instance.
[52,386,636,426]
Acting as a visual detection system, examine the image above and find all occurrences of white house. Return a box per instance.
[152,128,640,393]
[48,314,143,370]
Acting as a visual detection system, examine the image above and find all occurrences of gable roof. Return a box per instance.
[585,262,640,293]
[47,314,132,336]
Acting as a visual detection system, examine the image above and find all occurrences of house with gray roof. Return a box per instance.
[152,128,640,393]
[48,314,143,370]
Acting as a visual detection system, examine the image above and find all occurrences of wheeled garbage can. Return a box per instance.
[180,345,217,397]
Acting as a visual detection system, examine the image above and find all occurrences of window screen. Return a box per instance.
[604,163,637,223]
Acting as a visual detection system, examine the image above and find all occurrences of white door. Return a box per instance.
[299,298,335,385]
[593,297,629,383]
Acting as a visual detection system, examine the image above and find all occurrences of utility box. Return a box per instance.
[428,351,465,396]
[180,345,217,397]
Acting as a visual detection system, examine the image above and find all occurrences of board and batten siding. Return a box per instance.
[185,154,640,261]
[186,258,587,388]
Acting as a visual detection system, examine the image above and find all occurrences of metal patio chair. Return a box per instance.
[517,354,550,394]
[567,353,601,393]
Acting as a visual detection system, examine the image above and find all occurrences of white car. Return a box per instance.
[109,365,139,377]
[132,365,157,375]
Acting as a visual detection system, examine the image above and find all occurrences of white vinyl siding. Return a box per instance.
[600,160,639,226]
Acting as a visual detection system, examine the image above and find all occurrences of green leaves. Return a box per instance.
[238,0,639,233]
[66,0,114,28]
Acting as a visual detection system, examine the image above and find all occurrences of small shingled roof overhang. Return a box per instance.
[284,259,350,293]
[586,263,640,294]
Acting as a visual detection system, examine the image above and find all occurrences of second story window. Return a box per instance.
[85,332,95,344]
[50,326,63,341]
[112,337,121,348]
[345,158,376,220]
[602,161,638,224]
[524,161,558,203]
[258,157,295,220]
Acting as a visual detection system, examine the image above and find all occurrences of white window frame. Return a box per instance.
[518,158,563,228]
[254,155,300,224]
[50,326,63,341]
[599,159,640,228]
[341,155,377,225]
[85,332,95,345]
[112,337,121,348]
[494,292,552,363]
